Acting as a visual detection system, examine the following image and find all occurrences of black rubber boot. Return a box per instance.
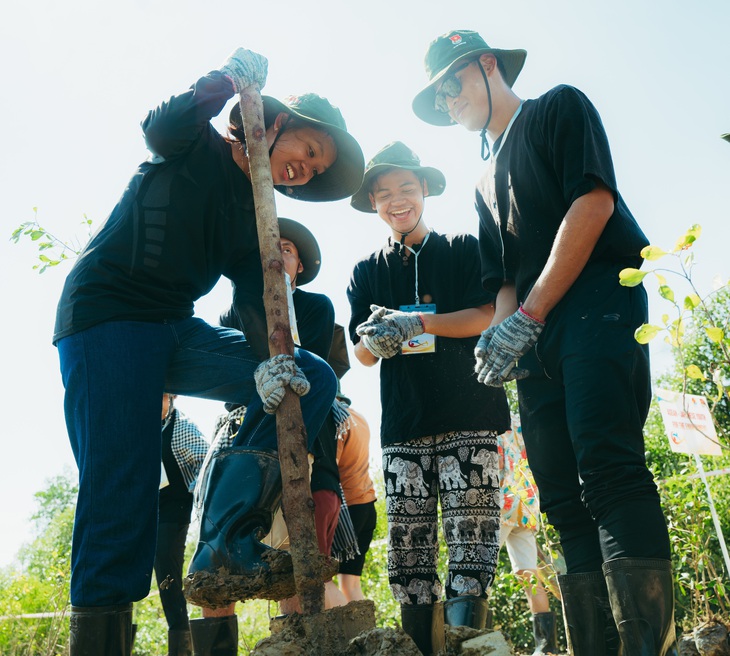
[531,611,558,654]
[188,448,286,577]
[169,628,193,655]
[443,595,489,629]
[603,557,679,656]
[558,571,621,656]
[69,603,133,656]
[400,602,445,655]
[189,616,238,656]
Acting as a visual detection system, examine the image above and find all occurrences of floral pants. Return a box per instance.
[383,429,501,605]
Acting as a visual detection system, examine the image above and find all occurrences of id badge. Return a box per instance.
[400,303,436,355]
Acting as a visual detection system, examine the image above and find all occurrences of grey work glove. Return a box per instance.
[219,47,268,93]
[474,307,545,387]
[360,333,402,360]
[356,304,425,359]
[254,354,310,414]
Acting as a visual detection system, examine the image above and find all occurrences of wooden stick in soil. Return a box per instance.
[237,85,324,616]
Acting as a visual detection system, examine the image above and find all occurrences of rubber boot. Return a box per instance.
[169,628,193,655]
[558,571,621,656]
[603,557,679,656]
[443,595,489,629]
[531,612,558,654]
[188,448,287,578]
[69,603,133,656]
[189,616,238,656]
[400,602,445,655]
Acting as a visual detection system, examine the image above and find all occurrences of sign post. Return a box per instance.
[656,389,730,576]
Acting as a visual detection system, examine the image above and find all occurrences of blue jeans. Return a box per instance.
[58,317,336,606]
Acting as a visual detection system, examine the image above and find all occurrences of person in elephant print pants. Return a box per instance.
[347,142,510,655]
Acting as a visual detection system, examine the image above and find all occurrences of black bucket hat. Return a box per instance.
[412,29,527,127]
[350,141,446,213]
[230,94,365,202]
[278,217,321,286]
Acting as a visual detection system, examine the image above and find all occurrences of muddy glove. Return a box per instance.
[356,304,425,359]
[359,333,402,360]
[254,354,310,414]
[219,47,268,93]
[474,306,545,387]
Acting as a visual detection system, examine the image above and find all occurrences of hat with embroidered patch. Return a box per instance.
[350,141,446,213]
[278,217,321,286]
[412,29,527,127]
[230,93,365,202]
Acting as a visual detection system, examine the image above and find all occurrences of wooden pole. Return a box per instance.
[237,84,324,616]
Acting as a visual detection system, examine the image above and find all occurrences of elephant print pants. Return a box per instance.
[383,429,501,605]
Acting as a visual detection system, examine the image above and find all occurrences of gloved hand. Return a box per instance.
[473,325,498,374]
[219,47,268,94]
[474,307,545,387]
[360,332,402,360]
[254,354,310,414]
[357,304,424,341]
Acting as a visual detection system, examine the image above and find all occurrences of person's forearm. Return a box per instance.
[420,304,495,338]
[522,185,614,321]
[491,283,519,326]
[354,340,379,367]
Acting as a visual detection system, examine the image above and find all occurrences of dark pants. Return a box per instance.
[154,521,189,631]
[517,263,670,573]
[59,317,336,606]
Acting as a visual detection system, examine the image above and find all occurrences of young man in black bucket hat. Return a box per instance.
[347,141,510,655]
[414,29,677,655]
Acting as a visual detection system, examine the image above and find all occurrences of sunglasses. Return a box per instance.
[434,60,474,113]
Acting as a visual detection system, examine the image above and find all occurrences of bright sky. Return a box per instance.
[2,1,729,568]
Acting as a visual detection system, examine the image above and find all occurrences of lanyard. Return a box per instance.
[402,231,431,305]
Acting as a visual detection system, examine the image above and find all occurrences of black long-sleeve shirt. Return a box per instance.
[53,71,269,358]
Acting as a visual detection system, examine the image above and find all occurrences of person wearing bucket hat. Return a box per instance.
[199,217,361,639]
[53,47,361,654]
[229,95,364,202]
[415,29,677,655]
[347,141,510,655]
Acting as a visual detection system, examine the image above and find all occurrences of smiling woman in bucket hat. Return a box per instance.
[54,46,362,654]
[230,93,364,202]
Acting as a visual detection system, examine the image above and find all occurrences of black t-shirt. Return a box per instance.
[159,411,193,524]
[347,231,510,446]
[476,85,649,304]
[53,72,269,357]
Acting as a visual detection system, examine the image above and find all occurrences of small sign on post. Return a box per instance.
[656,388,730,577]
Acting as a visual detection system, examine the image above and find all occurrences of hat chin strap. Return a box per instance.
[268,119,287,158]
[397,214,423,248]
[477,62,493,161]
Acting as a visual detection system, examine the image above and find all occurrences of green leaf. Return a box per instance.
[684,294,701,310]
[673,225,702,251]
[705,326,724,343]
[659,285,675,303]
[686,364,705,380]
[30,230,45,241]
[641,245,668,261]
[654,272,667,286]
[661,313,669,325]
[619,268,648,287]
[635,324,661,344]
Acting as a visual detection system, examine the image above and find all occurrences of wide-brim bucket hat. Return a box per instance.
[350,141,446,213]
[413,29,527,127]
[230,93,365,202]
[278,217,321,286]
